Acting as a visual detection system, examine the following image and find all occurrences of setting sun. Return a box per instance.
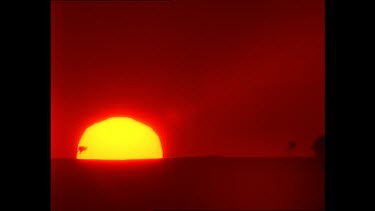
[76,117,163,160]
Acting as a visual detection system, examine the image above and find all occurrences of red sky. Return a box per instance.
[51,0,324,158]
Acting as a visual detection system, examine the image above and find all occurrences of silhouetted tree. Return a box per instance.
[286,140,297,155]
[78,146,87,154]
[311,135,325,160]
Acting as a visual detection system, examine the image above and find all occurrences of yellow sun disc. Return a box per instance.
[76,117,163,160]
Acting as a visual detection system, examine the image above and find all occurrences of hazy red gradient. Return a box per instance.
[51,0,324,158]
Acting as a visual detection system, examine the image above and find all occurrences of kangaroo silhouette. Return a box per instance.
[286,140,297,155]
[78,146,87,154]
[311,135,325,160]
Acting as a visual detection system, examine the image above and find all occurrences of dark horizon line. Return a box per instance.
[51,155,318,160]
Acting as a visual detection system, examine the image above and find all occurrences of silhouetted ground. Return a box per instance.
[51,157,324,211]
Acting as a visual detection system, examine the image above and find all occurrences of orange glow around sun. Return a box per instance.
[76,117,163,160]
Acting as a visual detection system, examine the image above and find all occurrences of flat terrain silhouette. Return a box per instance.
[51,157,324,211]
